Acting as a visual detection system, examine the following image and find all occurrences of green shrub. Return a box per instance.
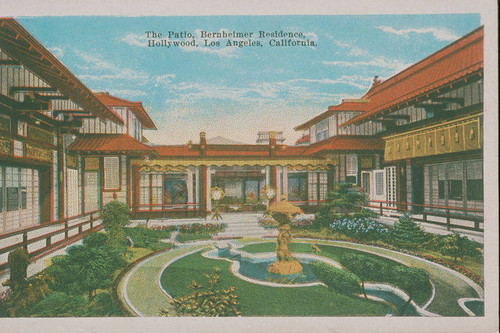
[309,261,361,296]
[101,200,130,249]
[392,214,427,247]
[388,266,430,307]
[26,292,87,317]
[315,182,374,228]
[341,253,386,298]
[83,292,124,317]
[161,267,241,317]
[6,248,31,291]
[125,226,173,250]
[47,232,126,302]
[439,233,482,262]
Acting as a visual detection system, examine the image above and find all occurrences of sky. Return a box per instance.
[17,14,481,145]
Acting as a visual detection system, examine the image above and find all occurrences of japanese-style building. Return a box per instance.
[0,18,484,234]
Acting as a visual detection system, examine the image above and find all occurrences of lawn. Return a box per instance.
[239,241,432,306]
[160,251,391,316]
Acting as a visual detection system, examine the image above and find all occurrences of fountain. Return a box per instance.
[266,195,303,275]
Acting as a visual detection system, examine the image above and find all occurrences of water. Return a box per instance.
[216,248,318,284]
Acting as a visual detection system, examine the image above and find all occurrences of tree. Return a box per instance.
[390,266,429,312]
[439,233,482,262]
[392,214,427,248]
[47,232,126,302]
[101,200,130,249]
[315,182,374,228]
[341,253,385,298]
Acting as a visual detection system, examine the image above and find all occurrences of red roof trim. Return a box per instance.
[94,92,157,129]
[67,134,153,154]
[303,135,384,155]
[0,19,124,125]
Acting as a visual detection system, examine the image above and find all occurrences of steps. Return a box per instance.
[214,213,278,239]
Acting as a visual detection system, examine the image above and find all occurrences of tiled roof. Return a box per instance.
[304,136,384,155]
[0,19,123,124]
[153,144,309,158]
[295,134,310,145]
[340,26,483,127]
[95,92,157,129]
[295,101,368,131]
[67,134,153,153]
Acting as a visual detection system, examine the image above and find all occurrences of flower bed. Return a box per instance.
[176,223,224,234]
[329,218,392,241]
[293,234,484,287]
[291,217,314,228]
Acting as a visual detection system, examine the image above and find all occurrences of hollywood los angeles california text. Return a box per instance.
[145,30,316,48]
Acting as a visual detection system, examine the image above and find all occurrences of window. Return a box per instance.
[448,180,463,200]
[438,180,445,199]
[164,177,187,204]
[467,179,483,201]
[346,154,358,184]
[288,173,307,201]
[18,121,28,136]
[103,156,120,190]
[139,172,150,208]
[315,119,329,142]
[13,140,23,157]
[6,167,19,211]
[151,173,163,207]
[318,172,328,200]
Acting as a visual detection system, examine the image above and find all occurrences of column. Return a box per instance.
[186,168,194,205]
[282,166,288,200]
[199,165,207,214]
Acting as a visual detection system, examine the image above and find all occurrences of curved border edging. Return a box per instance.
[112,246,172,317]
[295,237,484,299]
[457,297,484,316]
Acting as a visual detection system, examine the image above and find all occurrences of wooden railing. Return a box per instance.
[0,210,102,273]
[366,199,483,231]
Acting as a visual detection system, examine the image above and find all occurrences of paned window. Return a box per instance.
[103,156,120,190]
[288,173,307,201]
[315,119,329,142]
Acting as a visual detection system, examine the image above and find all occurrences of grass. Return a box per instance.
[291,227,483,278]
[160,251,391,316]
[239,241,432,306]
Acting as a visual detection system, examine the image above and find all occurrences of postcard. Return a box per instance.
[0,0,498,332]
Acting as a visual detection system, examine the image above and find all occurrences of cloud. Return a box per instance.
[74,50,174,86]
[106,89,147,97]
[155,74,176,87]
[332,40,368,57]
[376,26,460,41]
[121,33,148,47]
[323,56,410,72]
[48,46,64,58]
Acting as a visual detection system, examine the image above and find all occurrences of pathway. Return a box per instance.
[120,238,482,317]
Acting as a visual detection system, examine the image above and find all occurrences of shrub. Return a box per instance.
[309,261,361,296]
[392,214,427,247]
[439,233,482,262]
[5,248,30,291]
[388,266,430,308]
[47,232,126,302]
[101,200,130,249]
[329,217,392,241]
[315,182,374,228]
[83,292,124,317]
[25,292,87,317]
[340,253,386,298]
[161,267,241,317]
[125,226,173,250]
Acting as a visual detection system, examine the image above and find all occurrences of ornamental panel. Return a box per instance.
[436,127,450,155]
[85,157,100,171]
[28,126,54,145]
[0,137,12,155]
[25,143,52,162]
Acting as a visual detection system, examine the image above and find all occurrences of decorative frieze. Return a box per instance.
[28,125,54,144]
[25,143,52,162]
[384,114,482,162]
[0,137,12,155]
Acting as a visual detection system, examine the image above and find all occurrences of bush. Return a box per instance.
[26,292,87,317]
[309,261,361,296]
[125,226,174,250]
[315,182,374,228]
[439,233,482,262]
[47,232,126,302]
[388,266,430,306]
[340,253,386,298]
[83,292,124,317]
[329,217,392,241]
[392,214,427,247]
[161,267,241,317]
[177,223,224,234]
[101,200,130,248]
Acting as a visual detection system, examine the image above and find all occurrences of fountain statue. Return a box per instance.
[266,195,303,275]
